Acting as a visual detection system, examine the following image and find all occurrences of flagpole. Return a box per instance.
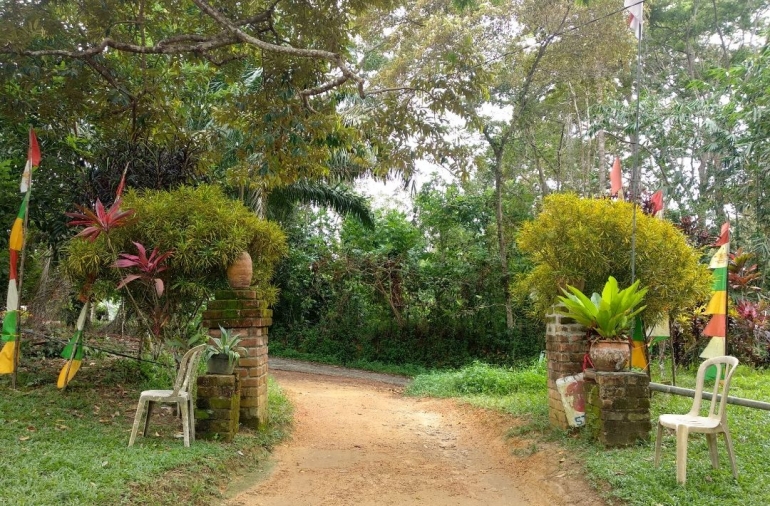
[630,9,643,284]
[628,1,644,373]
[11,184,30,390]
[724,222,730,357]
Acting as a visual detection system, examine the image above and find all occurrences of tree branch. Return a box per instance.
[0,0,365,101]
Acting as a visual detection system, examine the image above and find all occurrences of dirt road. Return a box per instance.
[226,364,603,506]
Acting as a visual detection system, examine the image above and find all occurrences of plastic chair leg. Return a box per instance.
[180,401,190,447]
[189,398,196,442]
[675,425,689,484]
[128,400,146,447]
[706,433,719,469]
[654,423,664,467]
[723,427,738,479]
[143,401,155,437]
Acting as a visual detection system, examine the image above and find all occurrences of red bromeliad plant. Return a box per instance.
[65,199,135,242]
[729,248,762,296]
[114,242,174,296]
[113,242,174,342]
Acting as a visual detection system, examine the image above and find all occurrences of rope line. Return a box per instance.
[21,328,168,366]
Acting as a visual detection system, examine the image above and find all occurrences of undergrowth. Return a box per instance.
[406,360,549,420]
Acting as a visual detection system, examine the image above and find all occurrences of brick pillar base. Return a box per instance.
[196,374,240,442]
[202,289,272,429]
[546,305,589,430]
[584,369,651,447]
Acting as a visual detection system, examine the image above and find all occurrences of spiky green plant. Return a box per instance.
[557,276,648,339]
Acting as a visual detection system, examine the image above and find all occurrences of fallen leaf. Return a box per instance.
[19,436,30,441]
[26,426,36,431]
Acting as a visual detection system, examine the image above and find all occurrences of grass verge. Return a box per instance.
[0,356,292,505]
[407,360,770,505]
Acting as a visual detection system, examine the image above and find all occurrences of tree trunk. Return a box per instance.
[493,151,514,330]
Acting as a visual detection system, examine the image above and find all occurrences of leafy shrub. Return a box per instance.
[516,193,711,322]
[63,184,287,346]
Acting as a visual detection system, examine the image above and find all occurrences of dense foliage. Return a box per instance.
[271,177,543,367]
[63,185,286,348]
[517,194,712,322]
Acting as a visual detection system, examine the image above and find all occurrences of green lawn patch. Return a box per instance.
[0,356,291,505]
[408,361,770,505]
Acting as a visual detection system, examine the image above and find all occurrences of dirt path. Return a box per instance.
[227,367,604,506]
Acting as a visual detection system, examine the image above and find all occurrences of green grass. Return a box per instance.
[408,360,770,505]
[0,357,292,505]
[406,360,549,423]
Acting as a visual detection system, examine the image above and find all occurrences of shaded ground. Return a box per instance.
[227,363,604,506]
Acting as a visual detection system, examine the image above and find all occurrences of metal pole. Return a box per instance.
[650,382,770,411]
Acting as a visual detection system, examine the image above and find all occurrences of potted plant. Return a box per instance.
[204,326,247,375]
[557,276,648,371]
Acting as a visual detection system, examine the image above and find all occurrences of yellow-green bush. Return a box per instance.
[63,184,287,343]
[516,193,711,321]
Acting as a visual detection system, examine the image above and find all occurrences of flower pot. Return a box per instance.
[226,251,252,289]
[589,340,630,372]
[206,354,237,375]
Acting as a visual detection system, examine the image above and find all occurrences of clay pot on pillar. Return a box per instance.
[589,340,631,372]
[227,251,253,289]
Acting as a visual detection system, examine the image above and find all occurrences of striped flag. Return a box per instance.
[624,0,644,40]
[58,302,89,388]
[700,223,730,361]
[610,156,623,197]
[0,130,38,374]
[631,315,646,369]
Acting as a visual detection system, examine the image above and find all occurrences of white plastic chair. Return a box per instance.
[654,355,739,484]
[128,344,206,448]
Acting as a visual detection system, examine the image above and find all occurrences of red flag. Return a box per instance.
[714,222,729,246]
[624,0,643,40]
[28,129,41,167]
[650,190,663,215]
[115,168,128,201]
[702,314,726,338]
[610,157,622,196]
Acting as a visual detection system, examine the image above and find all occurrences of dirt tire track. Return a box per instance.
[227,367,603,506]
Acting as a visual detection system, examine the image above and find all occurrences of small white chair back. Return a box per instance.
[689,355,740,421]
[173,344,206,396]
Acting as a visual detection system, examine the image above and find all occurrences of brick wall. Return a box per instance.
[546,306,589,430]
[202,289,272,429]
[196,374,240,442]
[584,370,651,447]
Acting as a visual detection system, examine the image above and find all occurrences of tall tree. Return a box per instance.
[360,0,634,328]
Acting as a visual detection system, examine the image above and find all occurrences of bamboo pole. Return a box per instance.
[649,382,770,411]
[11,185,31,389]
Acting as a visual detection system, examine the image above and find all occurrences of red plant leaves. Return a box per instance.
[113,242,173,297]
[66,199,135,242]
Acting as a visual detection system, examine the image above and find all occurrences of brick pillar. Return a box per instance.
[584,370,651,447]
[202,289,272,429]
[546,306,589,430]
[196,374,240,442]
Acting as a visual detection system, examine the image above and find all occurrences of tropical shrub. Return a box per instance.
[63,184,287,349]
[516,193,711,322]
